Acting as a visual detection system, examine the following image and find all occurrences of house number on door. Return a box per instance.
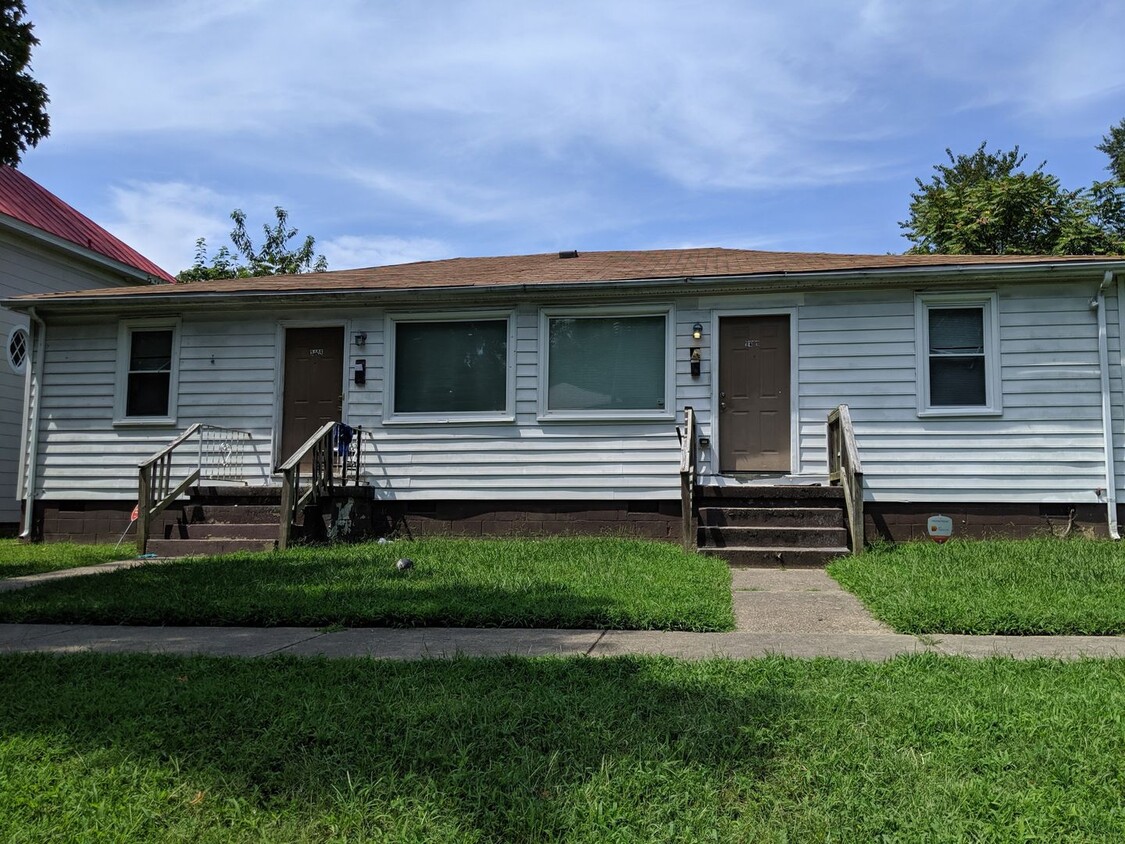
[744,339,760,348]
[310,348,325,356]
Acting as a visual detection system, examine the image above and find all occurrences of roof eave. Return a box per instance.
[6,257,1125,315]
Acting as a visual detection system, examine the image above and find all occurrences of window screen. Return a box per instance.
[126,329,173,417]
[928,307,986,406]
[547,315,666,411]
[394,320,508,414]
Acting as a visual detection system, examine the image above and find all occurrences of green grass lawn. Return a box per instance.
[830,538,1125,635]
[1,653,1122,842]
[0,538,131,579]
[0,538,733,631]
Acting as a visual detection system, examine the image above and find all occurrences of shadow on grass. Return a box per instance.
[0,654,789,839]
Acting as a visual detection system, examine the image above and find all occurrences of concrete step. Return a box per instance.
[146,538,276,557]
[698,506,844,528]
[164,523,278,540]
[699,546,850,567]
[698,525,848,548]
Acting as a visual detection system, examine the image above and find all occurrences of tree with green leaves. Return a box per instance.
[0,0,49,167]
[1097,118,1125,183]
[177,206,328,282]
[900,128,1125,256]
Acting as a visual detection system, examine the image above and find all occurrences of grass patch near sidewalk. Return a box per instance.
[1,653,1123,842]
[829,538,1125,635]
[0,537,733,631]
[0,539,131,579]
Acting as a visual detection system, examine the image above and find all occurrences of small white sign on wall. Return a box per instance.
[927,515,953,544]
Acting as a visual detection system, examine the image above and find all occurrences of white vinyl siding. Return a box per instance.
[31,315,280,499]
[795,284,1108,503]
[1,229,146,522]
[24,273,1125,510]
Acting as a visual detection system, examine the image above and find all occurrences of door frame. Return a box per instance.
[709,307,800,476]
[272,320,349,471]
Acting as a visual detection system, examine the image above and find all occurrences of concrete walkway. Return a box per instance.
[1,562,1124,661]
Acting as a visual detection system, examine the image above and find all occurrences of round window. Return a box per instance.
[7,326,29,375]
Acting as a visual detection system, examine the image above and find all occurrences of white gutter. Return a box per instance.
[18,307,46,540]
[1093,271,1119,539]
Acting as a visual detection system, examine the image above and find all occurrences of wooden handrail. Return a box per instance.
[277,422,364,550]
[136,423,252,553]
[827,404,864,555]
[679,406,697,552]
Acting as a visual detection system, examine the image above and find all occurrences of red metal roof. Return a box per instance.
[0,166,175,283]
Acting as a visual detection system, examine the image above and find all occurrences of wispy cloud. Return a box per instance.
[22,1,1125,260]
[100,181,235,276]
[319,235,451,269]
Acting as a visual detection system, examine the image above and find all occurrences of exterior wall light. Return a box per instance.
[692,322,703,340]
[353,331,367,347]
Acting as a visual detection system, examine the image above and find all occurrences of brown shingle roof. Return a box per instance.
[0,166,176,282]
[13,247,1124,302]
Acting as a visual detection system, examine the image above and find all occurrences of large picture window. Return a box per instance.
[115,320,180,424]
[541,311,671,418]
[915,293,1001,415]
[390,317,511,419]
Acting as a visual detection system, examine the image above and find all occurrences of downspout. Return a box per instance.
[18,307,46,540]
[1093,271,1119,539]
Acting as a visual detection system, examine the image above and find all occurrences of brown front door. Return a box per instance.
[281,326,344,463]
[718,315,791,473]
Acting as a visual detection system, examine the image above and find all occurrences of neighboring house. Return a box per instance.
[0,166,175,535]
[6,247,1125,544]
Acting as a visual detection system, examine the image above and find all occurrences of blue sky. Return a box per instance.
[16,0,1125,275]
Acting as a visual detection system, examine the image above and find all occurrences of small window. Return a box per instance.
[7,326,28,375]
[115,320,179,424]
[540,310,671,418]
[127,330,174,416]
[916,293,1001,415]
[389,317,511,420]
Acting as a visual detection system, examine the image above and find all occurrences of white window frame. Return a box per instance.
[914,291,1002,417]
[537,305,675,422]
[114,318,181,426]
[6,325,28,375]
[383,309,516,425]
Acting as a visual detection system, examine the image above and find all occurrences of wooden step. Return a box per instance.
[179,504,282,525]
[698,506,844,528]
[697,484,843,503]
[698,546,850,567]
[698,525,848,548]
[163,523,278,540]
[146,538,276,557]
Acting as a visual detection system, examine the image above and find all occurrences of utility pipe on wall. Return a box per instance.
[1093,271,1119,539]
[18,307,46,540]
